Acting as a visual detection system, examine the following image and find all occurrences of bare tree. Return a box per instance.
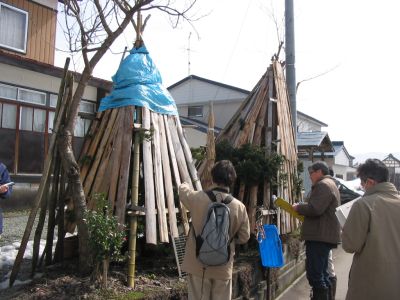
[57,0,198,273]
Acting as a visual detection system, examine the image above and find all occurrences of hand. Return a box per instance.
[0,185,9,194]
[292,203,299,212]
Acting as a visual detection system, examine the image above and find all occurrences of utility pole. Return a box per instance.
[187,32,192,76]
[285,0,297,143]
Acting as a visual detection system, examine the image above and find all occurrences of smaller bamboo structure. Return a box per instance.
[199,60,299,234]
[198,101,216,190]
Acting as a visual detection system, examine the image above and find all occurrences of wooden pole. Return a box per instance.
[9,58,71,286]
[142,107,157,244]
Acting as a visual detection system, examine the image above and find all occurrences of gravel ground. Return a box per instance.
[1,209,48,247]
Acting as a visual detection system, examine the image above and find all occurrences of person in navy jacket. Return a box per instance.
[0,162,12,236]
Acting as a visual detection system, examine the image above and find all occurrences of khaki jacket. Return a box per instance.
[179,183,250,280]
[296,176,341,244]
[342,182,400,300]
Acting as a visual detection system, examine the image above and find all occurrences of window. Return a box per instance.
[18,88,46,105]
[0,2,28,53]
[19,106,46,132]
[188,105,203,117]
[0,83,17,100]
[79,100,95,113]
[1,103,16,129]
[49,94,58,108]
[74,116,92,137]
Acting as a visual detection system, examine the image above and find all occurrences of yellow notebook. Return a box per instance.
[274,197,304,222]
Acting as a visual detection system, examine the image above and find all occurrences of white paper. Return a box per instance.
[335,197,361,228]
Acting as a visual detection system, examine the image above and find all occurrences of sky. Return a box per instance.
[54,0,400,158]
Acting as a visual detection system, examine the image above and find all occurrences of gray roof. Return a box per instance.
[180,116,222,134]
[297,131,334,152]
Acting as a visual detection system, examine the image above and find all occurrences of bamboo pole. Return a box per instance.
[176,117,202,190]
[9,58,71,286]
[151,112,169,242]
[142,107,157,244]
[45,153,61,265]
[163,115,189,234]
[159,115,179,238]
[128,107,140,288]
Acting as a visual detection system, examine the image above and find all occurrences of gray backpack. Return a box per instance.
[193,190,233,266]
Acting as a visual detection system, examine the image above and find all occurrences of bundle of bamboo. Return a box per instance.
[200,60,299,234]
[74,105,201,244]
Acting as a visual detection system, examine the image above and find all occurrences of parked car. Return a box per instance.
[334,178,364,204]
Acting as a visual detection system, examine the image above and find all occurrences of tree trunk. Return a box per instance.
[57,127,91,273]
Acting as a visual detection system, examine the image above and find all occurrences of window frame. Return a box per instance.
[188,105,203,118]
[0,2,29,53]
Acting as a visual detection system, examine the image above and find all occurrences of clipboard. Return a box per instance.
[274,197,304,222]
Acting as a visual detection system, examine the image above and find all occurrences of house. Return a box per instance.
[0,0,111,183]
[382,153,400,190]
[168,74,357,193]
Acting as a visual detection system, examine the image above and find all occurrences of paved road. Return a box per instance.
[277,245,353,300]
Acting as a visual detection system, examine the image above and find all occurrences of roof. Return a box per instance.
[297,111,328,127]
[297,131,334,152]
[168,74,250,95]
[311,141,355,159]
[180,116,222,134]
[169,75,326,126]
[383,153,400,164]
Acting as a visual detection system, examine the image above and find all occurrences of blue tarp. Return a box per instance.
[98,45,178,115]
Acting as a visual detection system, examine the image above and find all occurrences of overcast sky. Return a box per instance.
[55,0,399,157]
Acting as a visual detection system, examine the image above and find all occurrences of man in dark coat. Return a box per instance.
[293,161,341,300]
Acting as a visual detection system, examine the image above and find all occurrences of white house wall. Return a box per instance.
[334,149,350,166]
[182,127,207,149]
[0,63,98,101]
[171,79,248,105]
[297,114,322,132]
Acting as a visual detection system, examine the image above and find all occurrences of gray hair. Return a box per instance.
[308,161,329,176]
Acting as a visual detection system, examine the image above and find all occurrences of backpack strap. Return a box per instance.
[206,189,233,204]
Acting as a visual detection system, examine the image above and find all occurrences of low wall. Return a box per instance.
[0,184,38,210]
[232,242,305,300]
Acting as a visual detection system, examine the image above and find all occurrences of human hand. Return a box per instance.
[292,203,299,212]
[0,184,9,194]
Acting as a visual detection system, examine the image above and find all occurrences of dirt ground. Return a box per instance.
[0,252,187,300]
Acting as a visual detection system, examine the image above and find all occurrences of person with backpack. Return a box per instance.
[179,160,250,300]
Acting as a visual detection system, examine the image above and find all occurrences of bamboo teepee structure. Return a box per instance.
[72,44,201,245]
[199,60,299,235]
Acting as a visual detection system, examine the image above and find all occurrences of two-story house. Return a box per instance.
[0,0,111,184]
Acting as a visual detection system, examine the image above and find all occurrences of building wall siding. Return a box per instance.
[1,0,57,65]
[0,62,98,101]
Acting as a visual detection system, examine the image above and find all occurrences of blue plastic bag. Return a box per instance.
[257,224,284,267]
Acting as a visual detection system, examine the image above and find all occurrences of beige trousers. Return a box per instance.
[187,273,232,300]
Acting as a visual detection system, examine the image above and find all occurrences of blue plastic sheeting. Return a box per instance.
[98,45,178,115]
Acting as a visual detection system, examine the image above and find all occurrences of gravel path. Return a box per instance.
[1,210,48,247]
